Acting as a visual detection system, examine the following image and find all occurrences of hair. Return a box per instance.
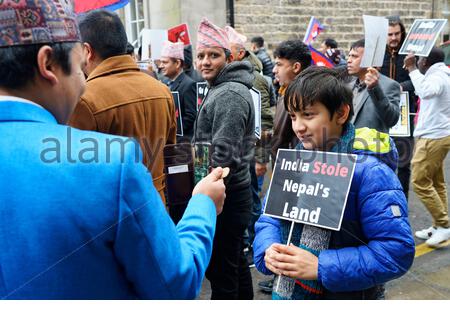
[350,39,365,51]
[251,36,264,48]
[0,42,76,90]
[78,10,127,60]
[183,44,194,68]
[126,43,135,56]
[274,40,312,70]
[324,38,338,49]
[387,16,406,44]
[224,48,232,59]
[284,66,354,124]
[425,47,445,66]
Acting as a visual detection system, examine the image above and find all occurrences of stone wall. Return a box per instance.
[233,0,446,54]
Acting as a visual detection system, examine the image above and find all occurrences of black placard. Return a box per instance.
[264,149,357,231]
[399,19,448,57]
[171,91,183,137]
[196,82,209,112]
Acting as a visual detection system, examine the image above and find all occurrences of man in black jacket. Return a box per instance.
[380,16,417,200]
[160,41,197,141]
[251,36,274,79]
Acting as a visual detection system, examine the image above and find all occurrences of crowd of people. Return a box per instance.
[0,0,449,300]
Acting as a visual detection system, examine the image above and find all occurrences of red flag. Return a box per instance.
[74,0,129,14]
[168,24,191,45]
[309,46,335,68]
[303,17,325,45]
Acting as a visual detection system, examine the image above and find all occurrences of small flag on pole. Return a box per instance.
[309,46,335,68]
[303,16,325,45]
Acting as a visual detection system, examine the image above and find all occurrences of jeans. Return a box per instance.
[205,185,254,299]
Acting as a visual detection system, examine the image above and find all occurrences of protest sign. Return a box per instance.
[399,19,448,56]
[168,23,191,45]
[140,29,168,61]
[360,15,389,68]
[264,149,357,231]
[390,92,410,137]
[250,88,262,139]
[196,82,209,112]
[171,92,183,137]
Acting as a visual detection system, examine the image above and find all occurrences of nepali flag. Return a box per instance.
[303,16,325,45]
[74,0,130,14]
[309,46,334,68]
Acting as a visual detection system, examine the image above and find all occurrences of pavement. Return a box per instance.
[198,153,450,300]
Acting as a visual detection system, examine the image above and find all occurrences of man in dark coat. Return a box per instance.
[380,16,417,200]
[251,36,275,79]
[160,41,197,141]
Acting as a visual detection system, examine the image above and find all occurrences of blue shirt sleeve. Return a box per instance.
[113,146,216,299]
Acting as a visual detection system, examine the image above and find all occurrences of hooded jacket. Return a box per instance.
[193,61,255,190]
[409,62,450,139]
[254,47,274,79]
[253,127,415,299]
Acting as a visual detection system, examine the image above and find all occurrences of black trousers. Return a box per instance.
[205,185,254,300]
[393,136,415,200]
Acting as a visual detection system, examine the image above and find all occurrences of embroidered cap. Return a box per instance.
[224,26,247,47]
[161,40,185,60]
[0,0,81,48]
[196,17,230,51]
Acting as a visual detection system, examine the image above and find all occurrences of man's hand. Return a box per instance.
[192,167,226,215]
[364,67,380,90]
[264,243,319,280]
[255,162,267,177]
[403,53,417,73]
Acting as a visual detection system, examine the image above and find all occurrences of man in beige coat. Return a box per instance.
[69,10,176,202]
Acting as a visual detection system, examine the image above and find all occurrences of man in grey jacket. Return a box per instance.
[194,18,255,299]
[347,39,401,134]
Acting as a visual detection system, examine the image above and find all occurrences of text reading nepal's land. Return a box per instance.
[278,157,349,224]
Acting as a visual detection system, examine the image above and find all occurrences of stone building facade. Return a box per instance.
[118,0,448,56]
[233,0,449,54]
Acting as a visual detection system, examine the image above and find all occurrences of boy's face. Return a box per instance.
[273,57,300,87]
[289,101,345,151]
[196,47,227,82]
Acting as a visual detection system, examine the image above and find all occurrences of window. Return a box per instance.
[123,0,149,46]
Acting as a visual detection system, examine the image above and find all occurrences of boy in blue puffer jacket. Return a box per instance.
[253,67,415,299]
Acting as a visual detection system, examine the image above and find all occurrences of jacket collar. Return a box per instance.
[87,55,140,82]
[0,96,57,124]
[169,71,186,90]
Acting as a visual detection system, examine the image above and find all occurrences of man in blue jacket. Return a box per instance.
[0,1,225,299]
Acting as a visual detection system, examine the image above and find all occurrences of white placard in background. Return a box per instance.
[360,15,389,68]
